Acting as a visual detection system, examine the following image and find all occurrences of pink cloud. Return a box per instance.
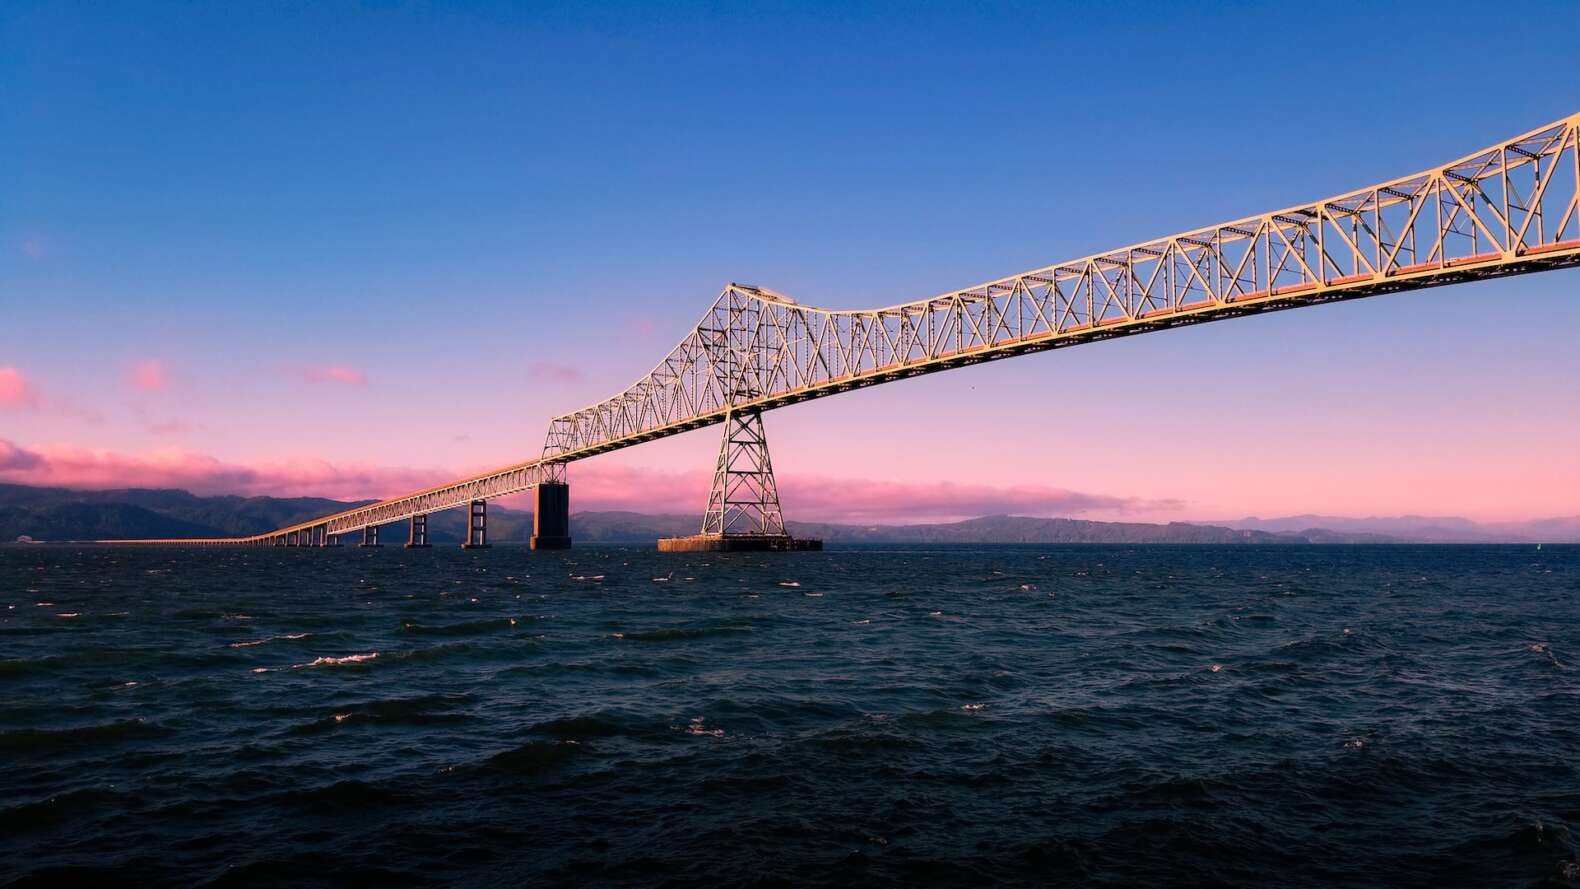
[145,418,197,437]
[624,318,660,337]
[0,439,450,500]
[128,359,170,391]
[527,361,585,384]
[0,367,40,411]
[303,366,367,386]
[0,439,1172,524]
[779,477,1182,524]
[565,464,1180,523]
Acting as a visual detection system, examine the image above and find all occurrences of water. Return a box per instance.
[2,545,1577,888]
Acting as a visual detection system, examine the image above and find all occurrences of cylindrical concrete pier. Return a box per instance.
[530,482,571,550]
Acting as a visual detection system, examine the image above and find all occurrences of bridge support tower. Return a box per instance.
[461,500,490,549]
[530,482,572,550]
[658,409,820,552]
[360,525,381,547]
[406,514,431,549]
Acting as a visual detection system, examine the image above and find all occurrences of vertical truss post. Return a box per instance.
[360,525,381,547]
[406,514,430,549]
[461,500,490,549]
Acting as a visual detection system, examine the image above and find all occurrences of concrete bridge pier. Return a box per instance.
[461,500,490,549]
[406,514,431,549]
[530,482,571,550]
[360,525,381,547]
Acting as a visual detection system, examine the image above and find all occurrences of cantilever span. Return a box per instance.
[120,111,1580,547]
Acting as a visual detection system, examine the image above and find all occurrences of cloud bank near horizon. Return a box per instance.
[0,438,1174,523]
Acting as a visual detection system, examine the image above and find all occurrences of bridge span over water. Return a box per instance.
[119,112,1580,549]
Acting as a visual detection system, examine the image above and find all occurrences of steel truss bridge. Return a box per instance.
[130,112,1580,547]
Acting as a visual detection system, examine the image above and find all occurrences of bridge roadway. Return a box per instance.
[114,111,1580,546]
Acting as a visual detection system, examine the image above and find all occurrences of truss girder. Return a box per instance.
[540,114,1580,466]
[135,113,1580,546]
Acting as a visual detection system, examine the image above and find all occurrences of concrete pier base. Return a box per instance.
[657,534,822,553]
[461,500,490,549]
[530,482,572,550]
[405,514,431,549]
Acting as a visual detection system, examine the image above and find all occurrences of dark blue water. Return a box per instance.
[2,545,1577,887]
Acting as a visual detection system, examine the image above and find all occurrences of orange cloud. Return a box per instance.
[128,359,170,391]
[0,367,40,410]
[303,366,367,386]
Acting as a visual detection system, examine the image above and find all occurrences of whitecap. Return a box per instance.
[1210,664,1224,673]
[56,612,81,619]
[293,652,379,669]
[961,703,987,712]
[778,581,800,588]
[685,716,724,737]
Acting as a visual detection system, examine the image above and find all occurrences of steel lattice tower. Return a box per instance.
[700,409,787,537]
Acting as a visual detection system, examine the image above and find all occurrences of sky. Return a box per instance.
[2,1,1579,525]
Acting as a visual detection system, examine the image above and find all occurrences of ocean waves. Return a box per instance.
[1,543,1576,887]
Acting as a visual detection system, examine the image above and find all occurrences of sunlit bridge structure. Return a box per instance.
[119,112,1580,550]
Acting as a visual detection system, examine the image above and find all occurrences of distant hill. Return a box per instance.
[1228,513,1580,543]
[0,482,1411,545]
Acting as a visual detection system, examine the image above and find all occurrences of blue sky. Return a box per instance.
[3,1,1579,522]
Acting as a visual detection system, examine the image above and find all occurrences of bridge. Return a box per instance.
[121,111,1580,549]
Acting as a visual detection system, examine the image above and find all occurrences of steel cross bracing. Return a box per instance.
[701,410,788,537]
[126,112,1580,545]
